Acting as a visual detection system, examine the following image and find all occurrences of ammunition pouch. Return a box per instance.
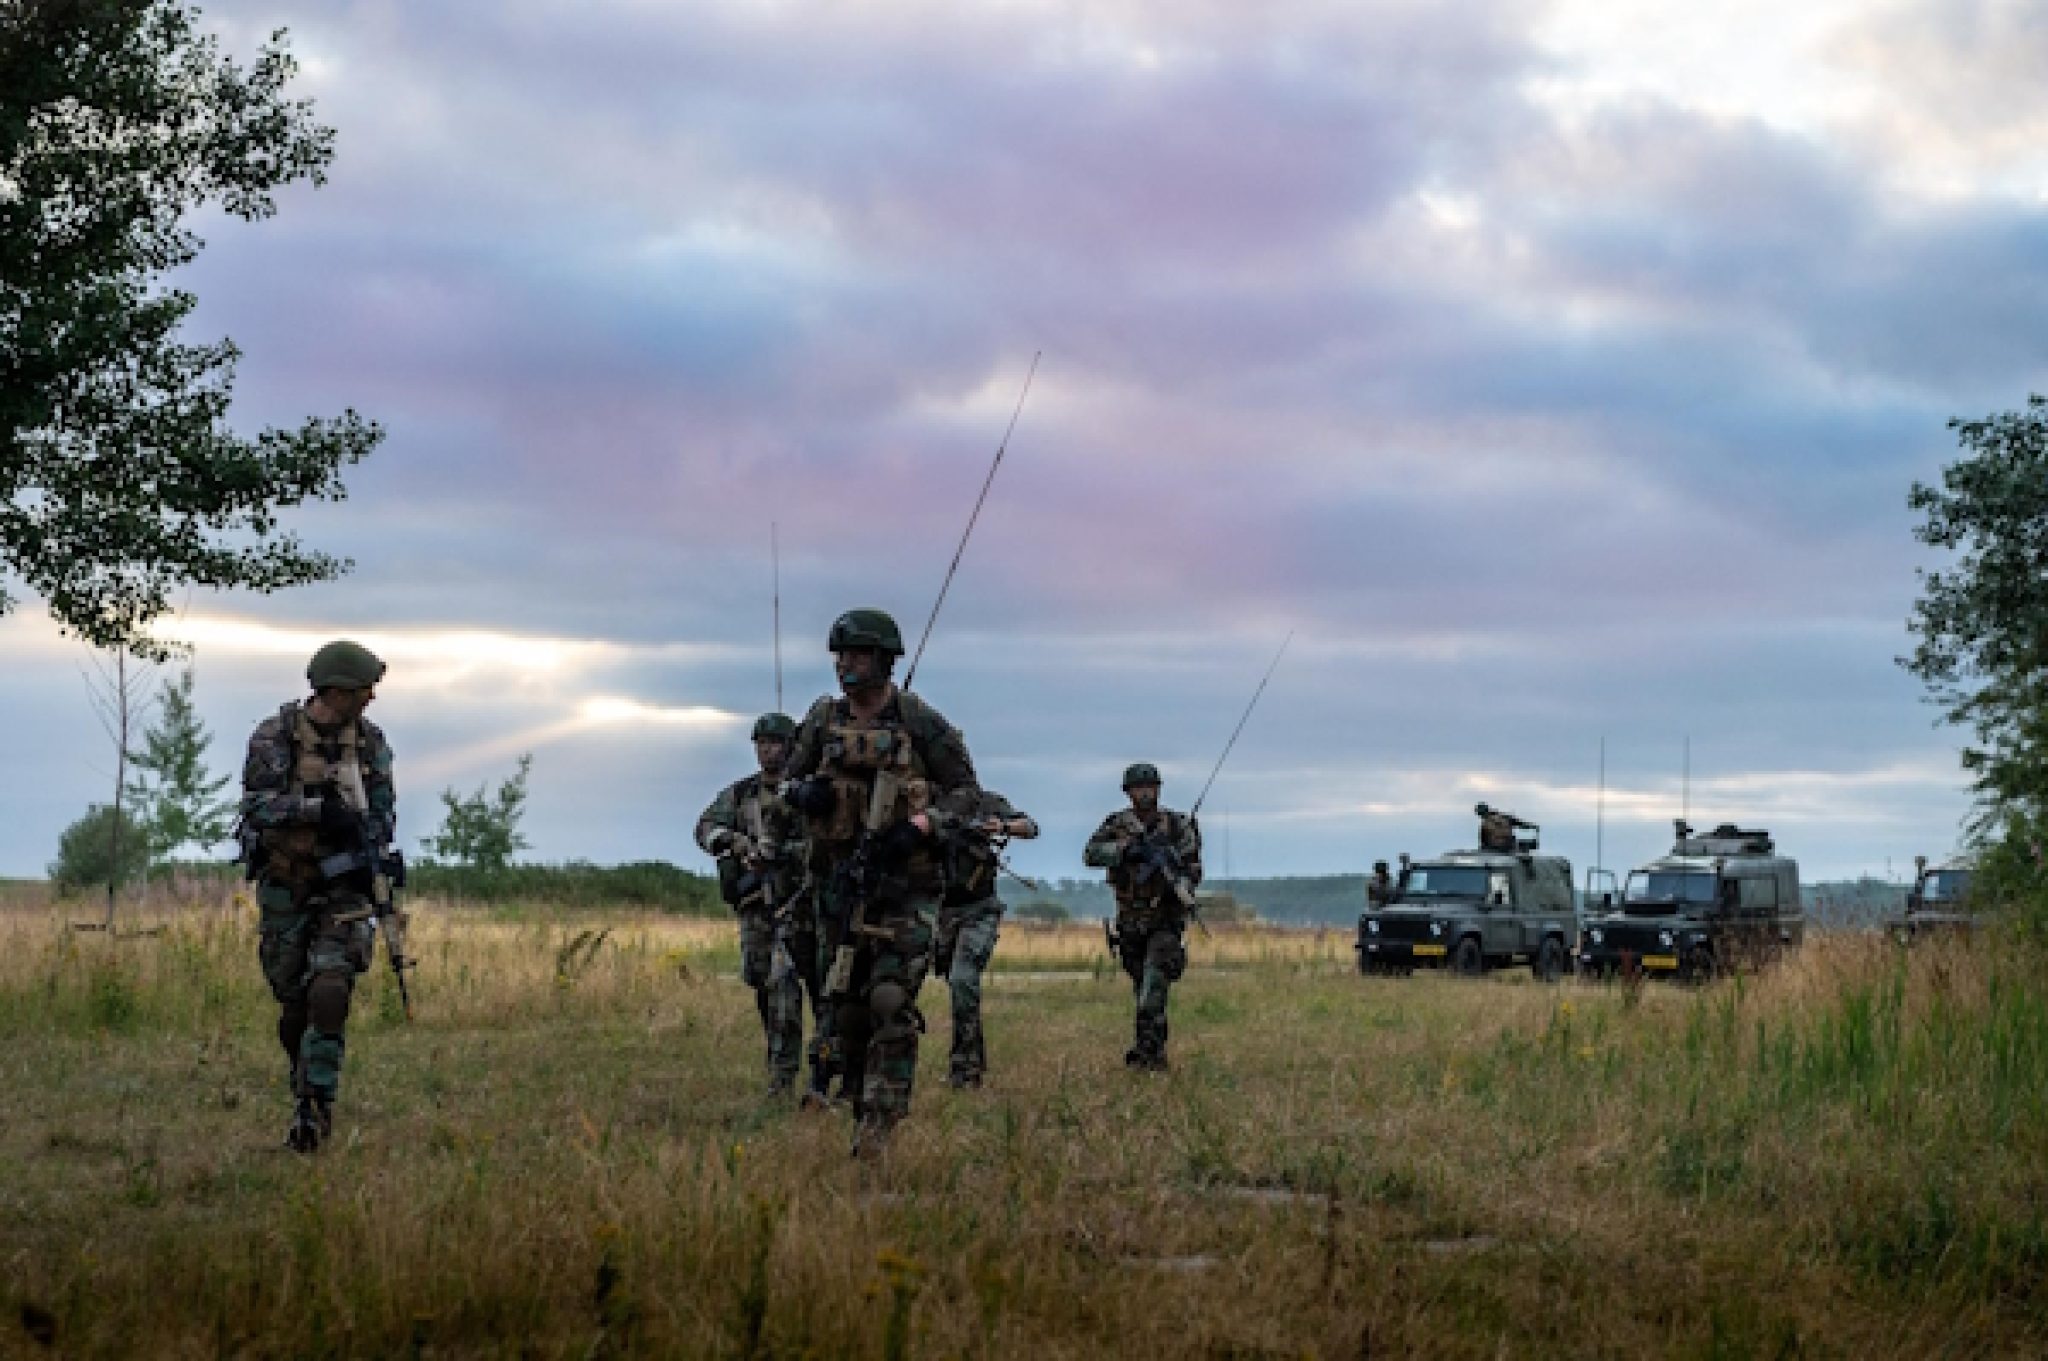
[717,856,745,906]
[259,824,323,890]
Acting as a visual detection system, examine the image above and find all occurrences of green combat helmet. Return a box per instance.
[1122,762,1162,789]
[306,640,386,690]
[752,713,797,741]
[828,608,904,656]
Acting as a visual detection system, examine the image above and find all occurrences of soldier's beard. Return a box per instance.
[1131,794,1158,815]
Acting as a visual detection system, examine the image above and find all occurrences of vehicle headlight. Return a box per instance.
[1590,928,1604,944]
[1659,931,1674,948]
[1429,922,1444,937]
[1368,919,1380,934]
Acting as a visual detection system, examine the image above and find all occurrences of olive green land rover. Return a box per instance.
[1579,822,1802,982]
[1357,807,1577,982]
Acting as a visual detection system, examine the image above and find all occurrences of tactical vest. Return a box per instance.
[1108,809,1187,910]
[804,694,935,877]
[259,703,370,889]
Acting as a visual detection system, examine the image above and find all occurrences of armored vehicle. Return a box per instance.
[1357,807,1577,981]
[1578,822,1801,981]
[1891,854,1978,942]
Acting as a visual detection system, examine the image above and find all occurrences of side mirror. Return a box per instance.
[1491,891,1506,907]
[1601,892,1614,908]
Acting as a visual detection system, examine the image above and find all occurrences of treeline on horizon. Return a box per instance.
[1021,875,1913,928]
[19,860,1912,927]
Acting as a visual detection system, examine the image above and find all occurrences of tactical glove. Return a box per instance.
[789,777,837,817]
[875,820,926,865]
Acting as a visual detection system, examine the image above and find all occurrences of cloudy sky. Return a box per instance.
[7,0,2046,884]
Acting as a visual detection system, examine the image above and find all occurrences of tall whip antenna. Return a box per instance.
[1191,632,1293,819]
[903,351,1041,690]
[1597,735,1606,874]
[771,521,783,713]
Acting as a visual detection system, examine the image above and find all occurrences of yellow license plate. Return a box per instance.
[1643,954,1679,970]
[1413,944,1447,957]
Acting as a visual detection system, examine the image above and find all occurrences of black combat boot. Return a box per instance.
[285,1096,333,1153]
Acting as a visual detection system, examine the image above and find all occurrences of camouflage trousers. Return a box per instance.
[737,910,805,1084]
[818,885,935,1131]
[257,883,374,1102]
[1116,917,1187,1065]
[933,898,1003,1084]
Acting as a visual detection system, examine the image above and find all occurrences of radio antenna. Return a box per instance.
[772,522,784,713]
[1191,632,1293,819]
[903,351,1041,690]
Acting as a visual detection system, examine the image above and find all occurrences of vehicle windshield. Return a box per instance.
[1624,871,1718,905]
[1397,865,1490,900]
[1921,870,1973,904]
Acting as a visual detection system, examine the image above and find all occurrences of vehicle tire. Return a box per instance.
[1534,936,1568,984]
[1684,944,1715,984]
[1451,935,1486,977]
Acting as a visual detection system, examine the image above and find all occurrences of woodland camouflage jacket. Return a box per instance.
[1084,806,1203,913]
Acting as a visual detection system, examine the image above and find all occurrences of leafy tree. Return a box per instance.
[1,1,382,657]
[126,664,233,860]
[423,755,533,875]
[50,803,150,894]
[1903,395,2048,838]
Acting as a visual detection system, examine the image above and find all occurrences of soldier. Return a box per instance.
[1366,859,1395,907]
[1084,763,1203,1071]
[238,641,400,1152]
[696,713,824,1098]
[1476,803,1531,853]
[933,789,1039,1089]
[784,608,982,1154]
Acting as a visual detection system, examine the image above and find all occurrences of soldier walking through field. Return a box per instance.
[933,789,1039,1089]
[696,713,829,1099]
[1085,764,1203,1072]
[783,608,982,1155]
[238,641,406,1152]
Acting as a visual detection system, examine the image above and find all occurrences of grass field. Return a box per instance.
[3,893,2045,1358]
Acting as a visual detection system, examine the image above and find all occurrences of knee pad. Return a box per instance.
[306,969,353,1033]
[870,980,910,1022]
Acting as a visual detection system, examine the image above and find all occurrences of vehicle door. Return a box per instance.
[1777,866,1804,950]
[1483,868,1516,956]
[1738,873,1780,963]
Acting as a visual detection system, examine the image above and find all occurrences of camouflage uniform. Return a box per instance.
[1367,862,1394,907]
[696,774,822,1093]
[787,688,980,1137]
[933,791,1038,1088]
[1479,812,1515,853]
[240,702,396,1112]
[1085,805,1203,1069]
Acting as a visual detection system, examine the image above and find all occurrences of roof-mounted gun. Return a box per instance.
[1475,803,1539,853]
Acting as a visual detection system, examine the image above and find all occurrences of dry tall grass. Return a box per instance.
[3,892,2044,1357]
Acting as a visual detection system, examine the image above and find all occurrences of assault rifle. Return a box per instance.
[824,768,911,998]
[1129,823,1207,937]
[316,788,414,1022]
[743,798,800,983]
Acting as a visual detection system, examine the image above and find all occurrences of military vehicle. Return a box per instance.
[1891,854,1979,942]
[1356,806,1577,981]
[1578,821,1801,982]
